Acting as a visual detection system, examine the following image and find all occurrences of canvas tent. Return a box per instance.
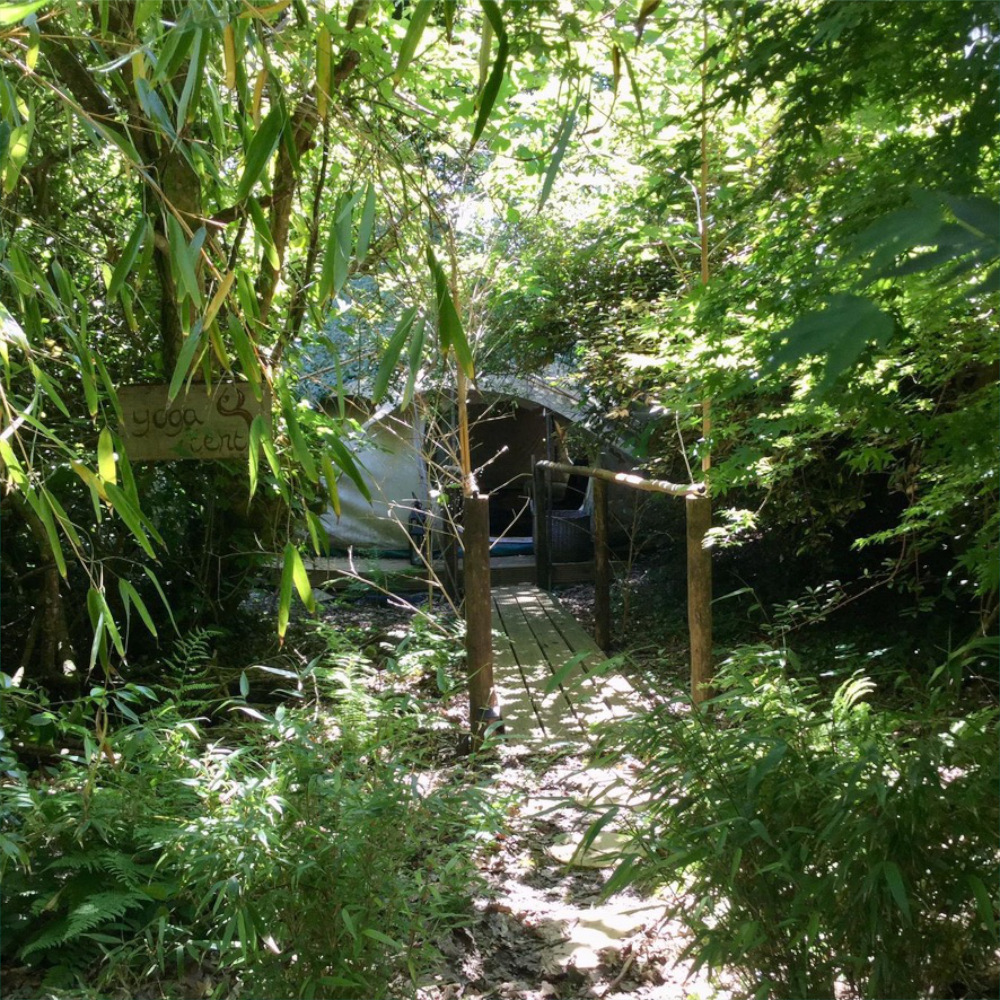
[318,373,588,556]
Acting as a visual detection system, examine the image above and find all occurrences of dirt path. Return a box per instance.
[417,740,726,1000]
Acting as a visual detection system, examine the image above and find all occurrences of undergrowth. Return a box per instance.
[1,613,497,999]
[599,644,1000,999]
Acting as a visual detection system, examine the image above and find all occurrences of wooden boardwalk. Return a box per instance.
[491,585,635,741]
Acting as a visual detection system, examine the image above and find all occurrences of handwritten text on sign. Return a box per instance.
[118,383,270,461]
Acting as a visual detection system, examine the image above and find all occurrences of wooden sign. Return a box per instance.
[117,383,270,461]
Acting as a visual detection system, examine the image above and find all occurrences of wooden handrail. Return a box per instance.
[534,460,705,498]
[533,459,706,656]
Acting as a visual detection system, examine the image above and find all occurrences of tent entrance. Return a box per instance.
[468,400,545,542]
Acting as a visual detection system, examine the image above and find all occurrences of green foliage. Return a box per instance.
[1,617,496,999]
[604,649,1000,999]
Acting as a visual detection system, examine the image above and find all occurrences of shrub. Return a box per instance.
[605,647,999,999]
[1,623,496,999]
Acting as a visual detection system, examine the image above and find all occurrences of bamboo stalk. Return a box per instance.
[463,495,496,748]
[688,2,714,705]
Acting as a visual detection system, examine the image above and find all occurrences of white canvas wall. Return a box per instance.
[319,407,428,553]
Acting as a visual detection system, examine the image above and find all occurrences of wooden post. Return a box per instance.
[463,494,497,747]
[593,477,611,652]
[686,495,713,705]
[533,461,551,590]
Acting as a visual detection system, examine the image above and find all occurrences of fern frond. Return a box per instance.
[20,890,147,959]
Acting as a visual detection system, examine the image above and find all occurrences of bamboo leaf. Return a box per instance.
[228,316,263,396]
[402,316,426,408]
[618,45,645,128]
[356,183,376,262]
[223,24,237,90]
[427,247,473,377]
[166,215,202,306]
[246,196,280,269]
[236,104,285,203]
[393,0,433,85]
[325,435,370,502]
[42,487,82,550]
[24,489,67,578]
[279,388,317,482]
[251,66,268,126]
[968,875,997,937]
[320,455,341,517]
[477,7,493,91]
[87,586,107,671]
[175,27,205,132]
[442,0,455,42]
[883,861,912,925]
[372,306,417,403]
[109,218,148,299]
[89,586,125,659]
[104,483,156,557]
[70,459,108,505]
[278,542,295,641]
[118,579,157,638]
[471,1,508,147]
[25,12,39,70]
[239,0,290,18]
[316,25,331,118]
[248,413,262,499]
[319,192,355,302]
[97,426,116,484]
[334,192,353,297]
[305,510,329,556]
[289,545,316,613]
[0,1,47,27]
[203,270,235,329]
[135,78,177,143]
[143,566,179,636]
[539,99,579,209]
[542,652,590,694]
[635,0,661,41]
[362,928,403,950]
[167,325,204,402]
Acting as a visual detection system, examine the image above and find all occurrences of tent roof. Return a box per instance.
[475,372,582,422]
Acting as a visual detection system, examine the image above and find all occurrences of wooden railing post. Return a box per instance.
[463,494,497,747]
[593,477,611,652]
[533,461,552,590]
[686,495,713,705]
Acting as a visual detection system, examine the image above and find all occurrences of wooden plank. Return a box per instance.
[525,591,628,729]
[491,599,546,739]
[530,589,635,721]
[489,584,636,741]
[492,588,583,740]
[512,588,596,711]
[493,589,578,740]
